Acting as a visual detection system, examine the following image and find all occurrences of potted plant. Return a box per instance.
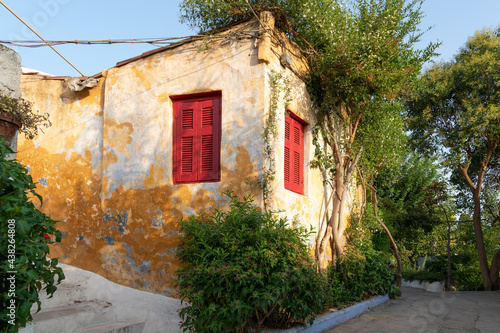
[0,94,51,143]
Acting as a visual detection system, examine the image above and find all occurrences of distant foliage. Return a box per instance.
[374,154,448,265]
[0,139,64,331]
[175,192,327,332]
[426,221,500,291]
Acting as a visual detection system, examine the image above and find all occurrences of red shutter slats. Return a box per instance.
[284,147,290,185]
[201,103,213,127]
[293,151,300,186]
[173,93,221,184]
[181,137,194,174]
[201,135,214,172]
[294,126,300,145]
[284,112,305,195]
[182,108,194,129]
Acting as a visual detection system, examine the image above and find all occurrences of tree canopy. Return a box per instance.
[180,0,438,272]
[374,153,449,262]
[405,27,500,290]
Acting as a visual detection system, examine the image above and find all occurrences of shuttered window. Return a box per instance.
[284,112,305,194]
[173,92,221,184]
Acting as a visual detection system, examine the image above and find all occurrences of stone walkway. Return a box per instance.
[324,287,500,333]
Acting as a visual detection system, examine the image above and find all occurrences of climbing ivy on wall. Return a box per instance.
[249,69,291,210]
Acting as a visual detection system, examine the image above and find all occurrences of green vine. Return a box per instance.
[249,69,291,210]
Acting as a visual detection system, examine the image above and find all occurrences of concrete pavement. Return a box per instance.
[325,287,500,333]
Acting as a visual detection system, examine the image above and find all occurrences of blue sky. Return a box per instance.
[1,0,500,76]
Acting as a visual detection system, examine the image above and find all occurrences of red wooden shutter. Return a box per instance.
[284,116,292,190]
[284,113,304,194]
[175,101,197,183]
[173,93,221,184]
[198,98,220,181]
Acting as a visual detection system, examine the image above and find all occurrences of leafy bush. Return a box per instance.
[403,254,484,291]
[326,244,397,308]
[0,139,64,332]
[425,254,483,290]
[175,192,327,332]
[326,204,397,308]
[401,268,443,283]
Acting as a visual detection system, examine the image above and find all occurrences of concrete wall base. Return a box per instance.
[402,279,444,292]
[262,294,390,333]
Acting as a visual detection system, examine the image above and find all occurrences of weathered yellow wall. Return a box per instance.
[17,19,352,295]
[19,25,266,296]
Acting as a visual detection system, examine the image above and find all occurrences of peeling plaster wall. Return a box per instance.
[17,19,348,295]
[0,44,21,153]
[18,25,265,297]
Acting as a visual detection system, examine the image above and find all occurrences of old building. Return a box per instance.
[17,15,353,296]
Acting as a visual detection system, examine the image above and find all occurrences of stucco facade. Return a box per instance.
[17,18,346,296]
[0,44,21,153]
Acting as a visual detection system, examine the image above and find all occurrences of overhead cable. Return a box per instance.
[0,0,85,76]
[0,31,260,48]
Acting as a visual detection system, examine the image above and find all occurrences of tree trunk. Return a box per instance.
[457,161,498,291]
[315,127,362,267]
[489,249,500,290]
[472,192,495,290]
[446,218,452,291]
[317,160,349,262]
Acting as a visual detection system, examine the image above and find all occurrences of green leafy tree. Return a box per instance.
[179,0,437,271]
[375,154,448,263]
[0,139,64,331]
[406,27,500,290]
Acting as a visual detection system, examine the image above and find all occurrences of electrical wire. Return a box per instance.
[0,31,260,48]
[0,0,86,76]
[0,37,196,47]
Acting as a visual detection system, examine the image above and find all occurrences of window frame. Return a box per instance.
[171,91,222,185]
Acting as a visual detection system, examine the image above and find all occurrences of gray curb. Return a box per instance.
[263,294,390,333]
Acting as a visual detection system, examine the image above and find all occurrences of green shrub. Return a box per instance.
[425,254,483,290]
[326,245,396,308]
[175,191,327,332]
[326,205,397,308]
[0,139,64,332]
[401,268,442,283]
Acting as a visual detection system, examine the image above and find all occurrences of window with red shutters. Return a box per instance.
[172,92,221,184]
[284,112,305,194]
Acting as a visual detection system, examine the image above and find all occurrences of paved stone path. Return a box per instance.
[324,287,500,333]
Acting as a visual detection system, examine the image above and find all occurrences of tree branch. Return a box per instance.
[326,116,342,166]
[357,166,402,288]
[348,110,363,146]
[457,164,476,193]
[477,140,499,192]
